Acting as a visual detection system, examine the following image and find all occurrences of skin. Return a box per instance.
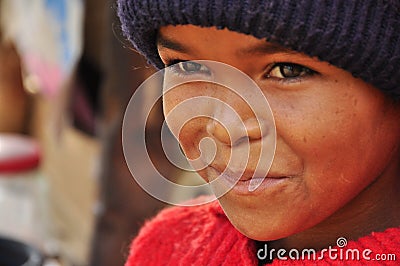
[157,25,400,251]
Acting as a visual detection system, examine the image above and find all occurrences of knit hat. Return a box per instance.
[117,0,400,97]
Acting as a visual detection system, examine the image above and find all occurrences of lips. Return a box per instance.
[210,164,289,182]
[208,165,290,194]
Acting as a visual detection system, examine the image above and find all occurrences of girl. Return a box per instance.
[118,0,400,265]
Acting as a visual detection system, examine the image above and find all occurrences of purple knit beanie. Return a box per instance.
[117,0,400,97]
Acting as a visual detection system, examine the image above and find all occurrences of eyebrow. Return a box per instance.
[157,34,295,56]
[238,42,295,56]
[157,35,192,53]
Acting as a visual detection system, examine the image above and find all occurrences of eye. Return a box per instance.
[267,63,317,79]
[169,61,211,76]
[178,61,208,73]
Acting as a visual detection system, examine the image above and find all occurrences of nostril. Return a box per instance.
[245,117,268,140]
[206,119,231,145]
[234,136,250,146]
[207,117,269,146]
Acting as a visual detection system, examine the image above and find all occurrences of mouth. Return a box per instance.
[209,165,290,195]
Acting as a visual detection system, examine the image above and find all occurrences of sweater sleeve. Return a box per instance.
[124,199,258,266]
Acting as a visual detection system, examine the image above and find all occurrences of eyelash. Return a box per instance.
[165,60,318,82]
[166,60,212,78]
[265,62,318,82]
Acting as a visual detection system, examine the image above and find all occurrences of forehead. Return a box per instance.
[157,25,295,58]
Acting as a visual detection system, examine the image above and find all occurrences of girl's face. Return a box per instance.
[157,25,400,243]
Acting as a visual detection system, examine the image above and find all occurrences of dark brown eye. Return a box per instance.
[268,63,316,79]
[176,61,211,75]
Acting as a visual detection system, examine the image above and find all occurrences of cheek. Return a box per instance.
[163,88,209,161]
[163,89,180,118]
[272,80,370,157]
[269,82,387,192]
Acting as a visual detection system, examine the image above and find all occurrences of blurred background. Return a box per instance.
[0,0,203,265]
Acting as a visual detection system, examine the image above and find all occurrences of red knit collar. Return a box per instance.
[126,200,400,265]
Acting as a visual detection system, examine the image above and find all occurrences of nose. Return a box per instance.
[207,115,269,146]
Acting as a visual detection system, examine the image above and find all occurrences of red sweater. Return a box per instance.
[125,200,400,265]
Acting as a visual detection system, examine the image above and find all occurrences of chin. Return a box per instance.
[233,219,292,241]
[220,203,296,241]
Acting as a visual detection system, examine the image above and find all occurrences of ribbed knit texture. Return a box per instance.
[125,199,400,265]
[117,0,400,97]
